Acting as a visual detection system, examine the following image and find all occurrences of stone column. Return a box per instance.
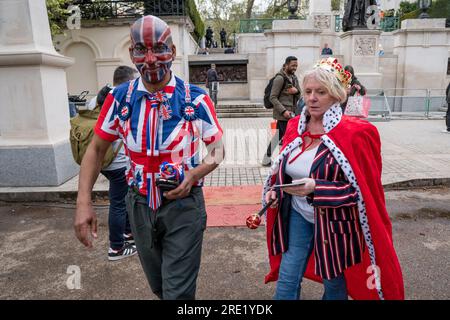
[0,0,77,186]
[309,0,338,55]
[265,19,322,78]
[393,19,449,97]
[340,29,382,89]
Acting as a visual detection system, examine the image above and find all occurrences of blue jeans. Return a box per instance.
[101,167,131,250]
[274,207,348,300]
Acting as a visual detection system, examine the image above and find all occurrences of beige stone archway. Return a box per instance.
[59,33,103,59]
[64,41,99,97]
[113,34,135,69]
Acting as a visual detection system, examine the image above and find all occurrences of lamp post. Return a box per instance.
[287,0,299,20]
[418,0,432,19]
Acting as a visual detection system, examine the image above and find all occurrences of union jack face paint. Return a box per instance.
[129,15,174,84]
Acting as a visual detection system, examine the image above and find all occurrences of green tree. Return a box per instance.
[396,1,418,17]
[331,0,341,12]
[197,0,247,45]
[399,0,450,22]
[46,0,69,38]
[428,0,450,19]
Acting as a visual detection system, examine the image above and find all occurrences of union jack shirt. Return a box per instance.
[94,73,223,209]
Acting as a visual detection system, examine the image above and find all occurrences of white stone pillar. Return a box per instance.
[393,19,449,97]
[265,19,322,79]
[0,0,77,186]
[309,0,338,55]
[340,29,382,89]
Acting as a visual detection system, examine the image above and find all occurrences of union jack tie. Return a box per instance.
[145,91,167,211]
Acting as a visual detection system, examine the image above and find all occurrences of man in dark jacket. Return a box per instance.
[262,56,301,166]
[220,28,227,48]
[444,82,450,133]
[321,43,333,55]
[206,64,219,106]
[205,26,213,48]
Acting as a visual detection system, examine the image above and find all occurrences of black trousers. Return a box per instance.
[446,102,450,131]
[265,120,288,158]
[126,187,207,300]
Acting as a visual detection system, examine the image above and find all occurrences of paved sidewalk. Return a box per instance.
[1,118,449,198]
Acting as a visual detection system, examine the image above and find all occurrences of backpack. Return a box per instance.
[263,73,288,109]
[69,106,122,169]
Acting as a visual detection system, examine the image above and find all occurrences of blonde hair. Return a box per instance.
[302,67,347,103]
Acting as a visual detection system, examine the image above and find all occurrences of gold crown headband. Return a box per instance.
[314,57,352,88]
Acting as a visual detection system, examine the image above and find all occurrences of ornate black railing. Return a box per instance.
[72,1,144,20]
[143,0,185,16]
[72,0,186,20]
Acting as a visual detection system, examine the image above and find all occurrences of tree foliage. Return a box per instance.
[331,0,341,12]
[396,1,418,17]
[186,0,205,41]
[399,0,450,22]
[46,0,69,37]
[196,0,248,45]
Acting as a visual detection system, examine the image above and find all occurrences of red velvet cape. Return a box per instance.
[265,115,404,300]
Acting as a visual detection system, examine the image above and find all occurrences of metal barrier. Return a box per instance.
[239,17,305,33]
[366,93,392,121]
[335,15,342,32]
[334,15,399,33]
[366,88,447,118]
[239,19,276,33]
[379,16,400,32]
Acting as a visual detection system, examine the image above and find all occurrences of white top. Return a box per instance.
[285,145,319,224]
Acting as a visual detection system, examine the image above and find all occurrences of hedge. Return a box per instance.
[185,0,205,42]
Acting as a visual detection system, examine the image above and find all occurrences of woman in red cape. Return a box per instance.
[262,58,404,300]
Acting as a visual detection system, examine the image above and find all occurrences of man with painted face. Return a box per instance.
[74,15,224,300]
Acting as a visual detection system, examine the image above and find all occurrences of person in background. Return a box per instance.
[262,56,301,167]
[443,81,450,133]
[341,65,366,112]
[220,28,227,48]
[321,43,333,55]
[87,65,138,261]
[206,63,219,106]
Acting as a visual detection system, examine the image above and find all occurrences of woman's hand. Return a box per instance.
[265,189,278,208]
[282,178,315,197]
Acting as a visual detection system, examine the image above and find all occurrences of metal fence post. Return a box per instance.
[425,89,431,118]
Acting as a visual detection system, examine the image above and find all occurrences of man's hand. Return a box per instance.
[164,171,196,200]
[287,87,298,95]
[283,110,294,120]
[282,178,315,197]
[74,135,110,248]
[164,140,224,200]
[74,203,98,248]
